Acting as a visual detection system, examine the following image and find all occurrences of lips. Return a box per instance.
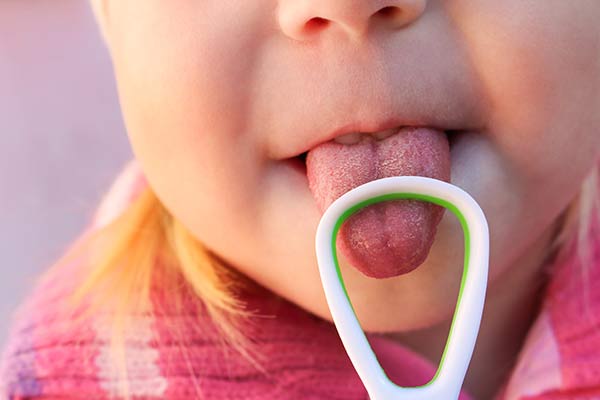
[305,126,451,279]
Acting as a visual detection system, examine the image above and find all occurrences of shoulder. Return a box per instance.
[0,160,146,399]
[0,253,111,398]
[0,276,368,400]
[0,271,176,399]
[501,220,600,399]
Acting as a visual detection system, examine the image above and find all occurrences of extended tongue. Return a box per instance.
[306,127,451,279]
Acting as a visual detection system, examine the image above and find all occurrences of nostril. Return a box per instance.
[373,4,426,29]
[376,6,402,18]
[305,17,330,33]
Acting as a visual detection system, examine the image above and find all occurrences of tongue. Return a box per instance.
[306,127,451,279]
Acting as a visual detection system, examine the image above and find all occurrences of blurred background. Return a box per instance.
[0,0,132,346]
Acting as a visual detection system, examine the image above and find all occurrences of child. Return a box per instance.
[2,1,599,399]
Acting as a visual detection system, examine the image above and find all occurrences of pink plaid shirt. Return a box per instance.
[1,160,599,399]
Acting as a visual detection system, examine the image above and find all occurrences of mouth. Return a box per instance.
[286,125,457,279]
[292,151,309,174]
[289,127,460,176]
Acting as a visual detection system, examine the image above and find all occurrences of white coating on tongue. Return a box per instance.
[306,128,451,278]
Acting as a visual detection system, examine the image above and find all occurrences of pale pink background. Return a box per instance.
[0,0,132,346]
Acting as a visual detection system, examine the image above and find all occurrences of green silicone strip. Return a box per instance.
[331,192,471,388]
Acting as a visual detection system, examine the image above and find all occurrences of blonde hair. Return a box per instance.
[46,185,257,399]
[46,161,599,398]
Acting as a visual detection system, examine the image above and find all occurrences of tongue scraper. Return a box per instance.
[315,176,489,400]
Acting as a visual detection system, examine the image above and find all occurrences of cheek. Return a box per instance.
[106,2,271,246]
[108,0,262,154]
[108,4,263,175]
[448,0,600,176]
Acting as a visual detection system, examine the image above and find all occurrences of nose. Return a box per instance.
[278,0,427,42]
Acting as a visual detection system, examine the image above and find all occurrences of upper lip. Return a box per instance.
[278,113,477,160]
[303,117,440,154]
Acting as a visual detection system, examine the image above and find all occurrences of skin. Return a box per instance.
[91,0,600,398]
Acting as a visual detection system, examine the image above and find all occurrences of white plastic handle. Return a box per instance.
[315,176,489,400]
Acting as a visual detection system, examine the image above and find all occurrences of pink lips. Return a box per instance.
[306,127,451,278]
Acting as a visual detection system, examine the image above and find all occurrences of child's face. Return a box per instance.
[96,1,599,331]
